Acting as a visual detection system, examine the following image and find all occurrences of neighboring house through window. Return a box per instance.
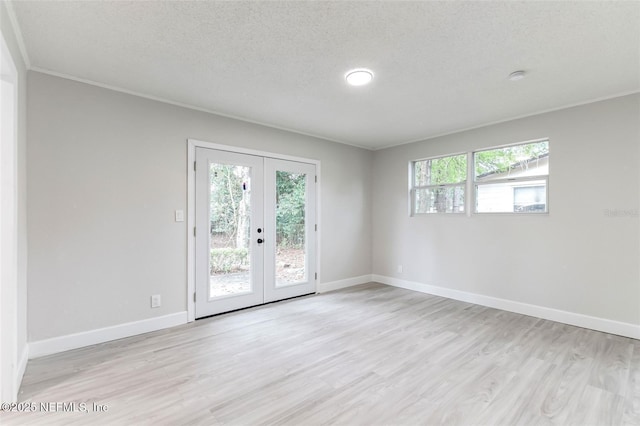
[474,140,549,213]
[410,139,549,215]
[514,185,546,212]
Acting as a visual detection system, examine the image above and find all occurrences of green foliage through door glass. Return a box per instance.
[276,171,306,248]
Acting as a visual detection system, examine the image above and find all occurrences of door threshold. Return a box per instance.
[195,292,316,321]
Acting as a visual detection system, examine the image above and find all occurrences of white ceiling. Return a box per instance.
[10,1,640,150]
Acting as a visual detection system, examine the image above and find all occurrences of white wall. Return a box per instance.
[27,71,372,341]
[372,94,640,327]
[0,1,28,399]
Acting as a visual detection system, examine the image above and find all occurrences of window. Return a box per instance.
[411,154,466,214]
[474,140,549,213]
[514,185,546,212]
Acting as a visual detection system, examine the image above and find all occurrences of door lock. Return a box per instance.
[257,238,264,244]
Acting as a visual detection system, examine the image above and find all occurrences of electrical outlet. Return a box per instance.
[151,294,161,308]
[397,265,403,274]
[175,210,184,222]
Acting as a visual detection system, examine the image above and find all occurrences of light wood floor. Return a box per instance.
[3,283,639,425]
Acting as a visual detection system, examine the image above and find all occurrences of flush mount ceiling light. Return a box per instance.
[345,69,374,86]
[509,70,526,81]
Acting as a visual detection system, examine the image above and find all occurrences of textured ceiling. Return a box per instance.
[10,1,640,149]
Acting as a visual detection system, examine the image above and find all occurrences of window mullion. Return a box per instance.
[467,151,473,217]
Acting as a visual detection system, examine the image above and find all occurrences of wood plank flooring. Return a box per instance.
[2,283,639,425]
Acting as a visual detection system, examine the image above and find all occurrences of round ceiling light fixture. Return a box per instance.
[508,70,526,81]
[345,69,374,86]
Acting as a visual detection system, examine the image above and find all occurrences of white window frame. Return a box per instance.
[409,152,468,216]
[473,138,549,215]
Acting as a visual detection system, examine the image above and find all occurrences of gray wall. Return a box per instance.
[373,94,640,325]
[1,0,29,370]
[24,66,640,342]
[27,72,372,341]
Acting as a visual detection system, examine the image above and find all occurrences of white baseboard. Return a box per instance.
[29,311,188,359]
[25,277,638,361]
[372,275,640,340]
[318,274,373,293]
[16,343,28,392]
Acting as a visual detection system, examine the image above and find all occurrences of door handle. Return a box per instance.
[257,238,264,244]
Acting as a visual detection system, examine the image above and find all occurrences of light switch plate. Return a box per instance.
[175,210,184,222]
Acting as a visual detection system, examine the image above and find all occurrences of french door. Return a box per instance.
[195,148,316,318]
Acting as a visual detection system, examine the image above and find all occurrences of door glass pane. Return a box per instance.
[275,171,306,287]
[209,163,252,298]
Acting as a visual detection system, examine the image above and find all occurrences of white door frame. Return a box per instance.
[186,139,321,322]
[0,31,19,403]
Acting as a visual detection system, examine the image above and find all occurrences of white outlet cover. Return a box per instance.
[175,210,184,222]
[151,294,161,308]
